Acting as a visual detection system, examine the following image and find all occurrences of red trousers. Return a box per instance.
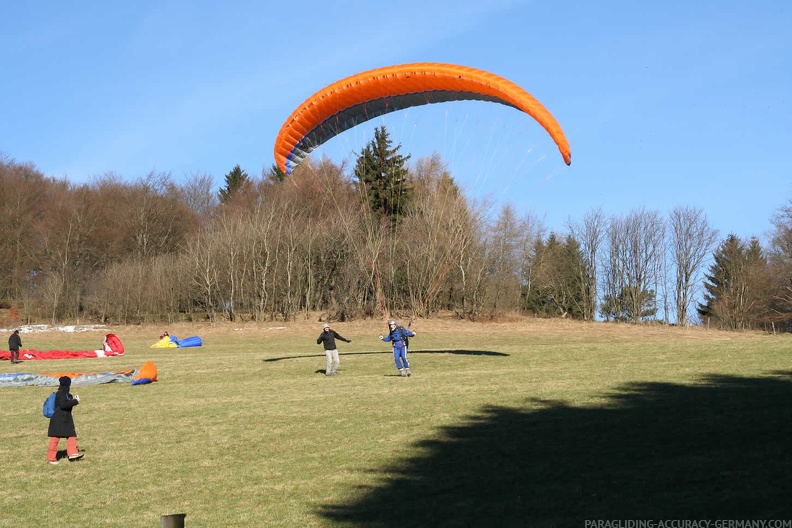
[48,436,78,462]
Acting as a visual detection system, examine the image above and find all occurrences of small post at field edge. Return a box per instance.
[161,513,186,528]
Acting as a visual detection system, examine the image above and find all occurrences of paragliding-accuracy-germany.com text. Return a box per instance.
[584,521,792,528]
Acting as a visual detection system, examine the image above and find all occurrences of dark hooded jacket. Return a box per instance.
[8,331,21,351]
[48,382,79,438]
[317,329,350,351]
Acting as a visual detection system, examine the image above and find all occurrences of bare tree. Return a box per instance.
[247,200,280,321]
[0,159,50,301]
[601,209,665,323]
[399,156,481,318]
[179,171,217,226]
[762,199,792,330]
[125,172,199,258]
[87,259,149,324]
[148,253,194,323]
[213,210,251,321]
[669,206,718,326]
[184,229,222,323]
[36,182,83,322]
[453,220,489,319]
[277,202,311,320]
[293,157,378,319]
[516,212,546,313]
[567,208,606,321]
[484,204,545,315]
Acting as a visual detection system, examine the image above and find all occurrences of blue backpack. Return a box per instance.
[42,392,57,418]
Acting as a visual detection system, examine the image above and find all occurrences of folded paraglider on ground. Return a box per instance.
[1,334,157,386]
[0,333,125,361]
[0,360,158,387]
[150,332,202,348]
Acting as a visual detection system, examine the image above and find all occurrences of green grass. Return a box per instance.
[1,320,791,527]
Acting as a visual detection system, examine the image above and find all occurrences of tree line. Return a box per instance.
[1,130,790,330]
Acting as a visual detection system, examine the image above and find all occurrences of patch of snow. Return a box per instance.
[234,326,287,331]
[0,324,108,334]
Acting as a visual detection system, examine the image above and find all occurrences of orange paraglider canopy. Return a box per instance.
[274,62,571,174]
[134,361,158,383]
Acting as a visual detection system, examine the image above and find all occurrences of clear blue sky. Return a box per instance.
[2,1,790,242]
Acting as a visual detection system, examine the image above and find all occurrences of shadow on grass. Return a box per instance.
[319,372,792,526]
[264,349,508,362]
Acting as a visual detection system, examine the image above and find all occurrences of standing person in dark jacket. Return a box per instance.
[47,376,84,464]
[380,319,416,377]
[8,329,21,364]
[316,323,351,376]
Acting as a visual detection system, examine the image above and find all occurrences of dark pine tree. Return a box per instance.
[265,164,287,184]
[698,234,769,329]
[218,165,250,204]
[698,234,745,321]
[353,126,412,226]
[523,233,586,319]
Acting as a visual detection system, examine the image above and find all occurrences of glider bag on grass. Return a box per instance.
[150,335,202,348]
[0,333,124,361]
[174,335,202,348]
[151,335,178,348]
[132,361,158,385]
[102,334,124,356]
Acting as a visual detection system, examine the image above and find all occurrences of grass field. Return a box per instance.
[1,317,791,527]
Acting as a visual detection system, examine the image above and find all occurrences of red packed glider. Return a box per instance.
[274,62,572,174]
[0,333,124,361]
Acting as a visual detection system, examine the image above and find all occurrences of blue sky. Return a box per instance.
[2,0,790,242]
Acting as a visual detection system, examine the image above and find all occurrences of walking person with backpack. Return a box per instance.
[380,319,416,377]
[47,376,84,464]
[8,329,21,364]
[317,323,351,376]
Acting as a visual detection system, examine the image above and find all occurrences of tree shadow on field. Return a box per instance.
[264,349,508,362]
[319,372,792,526]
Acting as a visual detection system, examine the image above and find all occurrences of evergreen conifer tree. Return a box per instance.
[219,165,250,203]
[353,126,412,226]
[698,234,769,329]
